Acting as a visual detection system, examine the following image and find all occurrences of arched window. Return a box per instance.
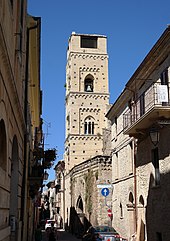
[0,119,7,171]
[84,116,95,135]
[84,75,94,92]
[76,195,83,212]
[139,195,144,207]
[129,192,134,204]
[120,202,123,218]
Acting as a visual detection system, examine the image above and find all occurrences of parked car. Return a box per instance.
[45,219,57,230]
[82,225,127,241]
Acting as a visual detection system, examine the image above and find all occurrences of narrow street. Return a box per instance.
[41,229,81,241]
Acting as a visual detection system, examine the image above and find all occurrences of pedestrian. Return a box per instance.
[60,217,63,229]
[35,225,42,241]
[48,222,58,241]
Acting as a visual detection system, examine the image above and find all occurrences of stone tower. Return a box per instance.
[64,32,110,172]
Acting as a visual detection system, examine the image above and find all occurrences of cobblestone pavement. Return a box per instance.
[41,229,81,241]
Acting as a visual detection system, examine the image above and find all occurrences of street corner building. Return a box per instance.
[106,25,170,241]
[0,1,44,241]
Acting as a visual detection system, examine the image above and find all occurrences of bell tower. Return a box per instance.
[64,32,110,172]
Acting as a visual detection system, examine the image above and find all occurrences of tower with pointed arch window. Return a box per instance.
[65,32,110,172]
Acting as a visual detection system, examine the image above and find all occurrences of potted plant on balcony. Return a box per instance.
[43,148,57,169]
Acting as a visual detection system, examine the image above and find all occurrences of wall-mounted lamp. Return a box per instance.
[43,170,49,180]
[149,127,160,146]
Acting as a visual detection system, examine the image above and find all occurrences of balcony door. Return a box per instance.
[161,69,169,106]
[140,93,145,117]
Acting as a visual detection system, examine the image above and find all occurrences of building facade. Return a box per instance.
[106,26,170,241]
[0,1,43,241]
[106,93,137,240]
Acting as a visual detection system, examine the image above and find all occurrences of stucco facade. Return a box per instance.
[106,98,137,240]
[0,2,43,241]
[0,1,27,240]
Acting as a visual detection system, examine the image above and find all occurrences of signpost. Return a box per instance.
[99,184,113,223]
[101,187,109,197]
[97,184,112,189]
[107,208,113,219]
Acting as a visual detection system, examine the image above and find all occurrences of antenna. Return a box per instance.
[43,120,51,147]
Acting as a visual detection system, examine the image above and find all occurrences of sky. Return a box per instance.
[28,0,170,180]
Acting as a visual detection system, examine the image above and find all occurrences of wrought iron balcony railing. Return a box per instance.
[123,83,170,136]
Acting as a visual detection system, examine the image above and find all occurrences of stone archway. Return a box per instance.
[9,135,19,241]
[127,191,136,239]
[74,195,85,237]
[136,195,146,241]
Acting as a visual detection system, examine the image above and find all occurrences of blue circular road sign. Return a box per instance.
[101,188,109,197]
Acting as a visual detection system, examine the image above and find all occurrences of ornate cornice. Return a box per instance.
[69,134,102,141]
[79,107,100,113]
[79,66,100,72]
[68,92,109,100]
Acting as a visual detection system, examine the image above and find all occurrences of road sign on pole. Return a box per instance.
[97,184,112,189]
[107,209,113,219]
[101,188,109,197]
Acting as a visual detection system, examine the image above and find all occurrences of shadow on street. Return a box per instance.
[41,229,81,241]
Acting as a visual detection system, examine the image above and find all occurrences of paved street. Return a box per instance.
[41,229,81,241]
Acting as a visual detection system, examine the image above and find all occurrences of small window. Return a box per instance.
[81,36,97,48]
[120,202,123,218]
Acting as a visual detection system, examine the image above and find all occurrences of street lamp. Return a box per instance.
[43,170,49,180]
[149,127,160,146]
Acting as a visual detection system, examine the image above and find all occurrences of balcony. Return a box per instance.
[123,83,170,137]
[29,166,44,198]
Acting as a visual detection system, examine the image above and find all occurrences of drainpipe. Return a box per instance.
[21,22,39,241]
[63,170,65,230]
[134,138,138,235]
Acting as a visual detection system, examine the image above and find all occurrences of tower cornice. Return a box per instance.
[67,52,108,62]
[67,92,110,98]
